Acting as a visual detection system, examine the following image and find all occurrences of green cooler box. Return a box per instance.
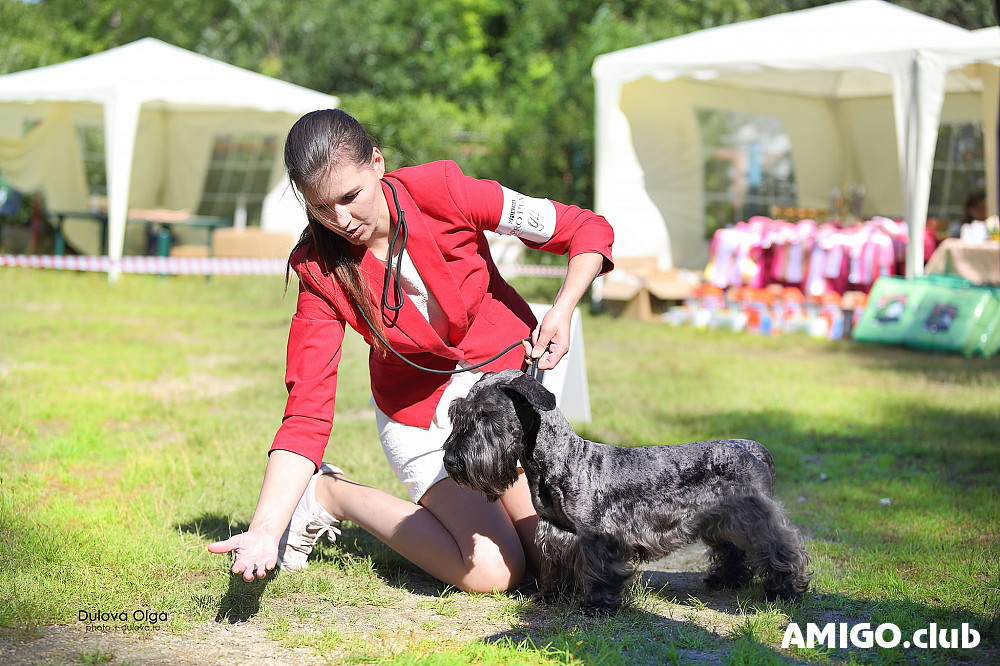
[905,284,998,356]
[971,287,1000,358]
[852,276,936,345]
[854,275,1000,357]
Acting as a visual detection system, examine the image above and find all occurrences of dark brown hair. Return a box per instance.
[963,189,986,224]
[284,109,386,351]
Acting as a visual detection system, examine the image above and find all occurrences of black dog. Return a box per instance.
[442,369,811,613]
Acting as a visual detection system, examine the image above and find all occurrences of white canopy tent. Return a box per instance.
[592,0,1000,277]
[0,38,338,280]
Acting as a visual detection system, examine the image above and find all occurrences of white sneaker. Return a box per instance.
[277,462,343,571]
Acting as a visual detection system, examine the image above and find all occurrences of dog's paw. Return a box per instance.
[531,587,568,606]
[702,568,753,591]
[578,593,624,615]
[530,590,554,604]
[762,579,809,603]
[579,599,621,616]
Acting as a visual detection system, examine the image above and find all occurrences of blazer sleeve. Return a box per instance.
[268,281,344,471]
[441,161,615,275]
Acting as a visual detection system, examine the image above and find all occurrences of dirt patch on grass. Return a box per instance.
[0,622,324,666]
[4,544,996,665]
[105,371,256,405]
[0,546,752,665]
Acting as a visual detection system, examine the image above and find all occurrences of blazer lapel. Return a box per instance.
[381,177,470,346]
[357,244,458,359]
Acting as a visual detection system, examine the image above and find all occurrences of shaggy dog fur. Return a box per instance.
[442,369,811,613]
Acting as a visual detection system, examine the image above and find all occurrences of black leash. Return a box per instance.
[357,307,531,376]
[348,177,545,376]
[381,178,408,315]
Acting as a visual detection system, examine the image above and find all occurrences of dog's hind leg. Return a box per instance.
[702,539,753,591]
[700,494,811,601]
[748,511,812,602]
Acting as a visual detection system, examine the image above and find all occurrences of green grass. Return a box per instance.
[1,268,998,664]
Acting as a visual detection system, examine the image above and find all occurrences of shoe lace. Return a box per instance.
[297,515,341,551]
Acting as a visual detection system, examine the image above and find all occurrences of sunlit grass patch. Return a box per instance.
[1,268,998,664]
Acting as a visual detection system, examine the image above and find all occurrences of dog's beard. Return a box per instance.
[443,407,521,502]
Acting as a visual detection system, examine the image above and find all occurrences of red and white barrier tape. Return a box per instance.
[1,254,288,275]
[1,254,568,278]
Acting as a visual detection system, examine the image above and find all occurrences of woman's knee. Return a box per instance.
[419,478,526,592]
[451,533,524,593]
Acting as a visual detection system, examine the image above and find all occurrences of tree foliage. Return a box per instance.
[1,0,996,207]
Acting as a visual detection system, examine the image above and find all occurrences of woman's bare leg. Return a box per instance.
[498,472,541,575]
[315,472,536,593]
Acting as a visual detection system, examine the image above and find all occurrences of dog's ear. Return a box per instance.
[501,373,557,411]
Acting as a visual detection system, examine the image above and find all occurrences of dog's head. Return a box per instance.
[442,370,556,501]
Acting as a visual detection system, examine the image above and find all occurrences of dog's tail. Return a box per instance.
[737,439,776,485]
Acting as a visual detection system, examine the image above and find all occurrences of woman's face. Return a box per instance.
[306,148,387,246]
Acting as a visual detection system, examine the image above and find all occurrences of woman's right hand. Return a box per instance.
[209,451,314,581]
[208,531,280,581]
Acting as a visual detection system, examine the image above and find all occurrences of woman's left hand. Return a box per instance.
[523,251,606,372]
[526,305,573,370]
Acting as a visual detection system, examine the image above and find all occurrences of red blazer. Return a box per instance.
[270,160,614,469]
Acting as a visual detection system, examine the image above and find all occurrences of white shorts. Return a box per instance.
[374,367,484,503]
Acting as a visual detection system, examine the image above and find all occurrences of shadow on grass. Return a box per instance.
[484,603,800,665]
[214,571,273,624]
[843,341,1000,382]
[482,578,998,665]
[173,512,997,662]
[175,514,274,623]
[176,513,248,543]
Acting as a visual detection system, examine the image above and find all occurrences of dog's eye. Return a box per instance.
[488,412,507,432]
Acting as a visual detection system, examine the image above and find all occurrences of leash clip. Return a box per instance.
[523,339,550,381]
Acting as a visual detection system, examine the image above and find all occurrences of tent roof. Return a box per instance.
[592,0,973,96]
[0,37,338,113]
[931,26,1000,64]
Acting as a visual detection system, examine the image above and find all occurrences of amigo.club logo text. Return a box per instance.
[782,622,981,650]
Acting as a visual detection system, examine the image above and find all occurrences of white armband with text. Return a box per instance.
[496,186,556,244]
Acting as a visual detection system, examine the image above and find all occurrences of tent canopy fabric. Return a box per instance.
[0,38,338,278]
[592,0,1000,276]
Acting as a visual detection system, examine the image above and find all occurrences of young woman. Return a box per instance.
[209,109,614,593]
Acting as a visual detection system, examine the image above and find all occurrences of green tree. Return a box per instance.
[2,0,996,208]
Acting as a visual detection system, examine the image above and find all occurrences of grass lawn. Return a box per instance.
[0,267,997,665]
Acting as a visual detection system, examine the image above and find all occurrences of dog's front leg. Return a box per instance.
[533,555,568,604]
[577,532,633,614]
[533,519,578,604]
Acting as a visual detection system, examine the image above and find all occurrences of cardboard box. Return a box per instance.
[169,244,210,257]
[212,227,298,258]
[600,256,700,320]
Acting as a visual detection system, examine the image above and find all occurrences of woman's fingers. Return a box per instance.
[206,535,240,554]
[207,532,277,580]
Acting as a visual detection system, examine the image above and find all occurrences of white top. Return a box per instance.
[376,251,449,342]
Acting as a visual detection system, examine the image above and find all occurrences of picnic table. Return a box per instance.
[924,238,1000,285]
[51,209,230,256]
